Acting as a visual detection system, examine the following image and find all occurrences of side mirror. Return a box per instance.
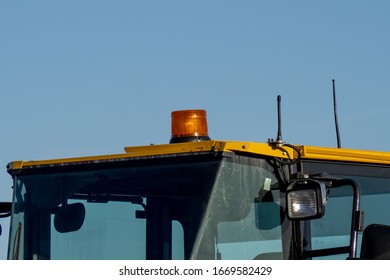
[0,202,12,218]
[0,202,12,238]
[361,224,390,259]
[286,179,327,220]
[54,202,85,233]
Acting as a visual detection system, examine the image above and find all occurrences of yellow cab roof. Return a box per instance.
[7,140,390,173]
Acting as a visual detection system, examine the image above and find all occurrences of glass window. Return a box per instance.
[303,161,390,259]
[191,156,291,260]
[10,156,221,260]
[51,200,146,259]
[172,220,184,260]
[8,179,26,260]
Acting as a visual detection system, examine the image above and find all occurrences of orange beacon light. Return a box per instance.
[170,110,211,143]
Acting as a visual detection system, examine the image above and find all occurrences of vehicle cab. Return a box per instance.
[3,110,390,260]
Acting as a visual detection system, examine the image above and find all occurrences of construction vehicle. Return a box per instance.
[2,103,390,260]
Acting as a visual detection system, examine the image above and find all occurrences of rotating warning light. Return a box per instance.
[170,110,211,143]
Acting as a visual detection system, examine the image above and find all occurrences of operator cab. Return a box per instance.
[3,110,390,260]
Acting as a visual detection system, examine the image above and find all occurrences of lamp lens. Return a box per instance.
[287,189,318,219]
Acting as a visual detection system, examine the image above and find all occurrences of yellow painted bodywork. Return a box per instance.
[7,140,390,173]
[299,145,390,164]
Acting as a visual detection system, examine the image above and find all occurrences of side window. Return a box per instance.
[303,161,390,259]
[308,187,353,259]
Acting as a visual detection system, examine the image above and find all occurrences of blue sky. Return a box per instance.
[1,1,390,259]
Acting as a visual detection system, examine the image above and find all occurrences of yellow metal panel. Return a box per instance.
[8,140,293,172]
[8,161,24,171]
[8,140,390,173]
[299,146,390,164]
[7,153,136,172]
[123,141,218,156]
[8,141,221,172]
[124,140,295,159]
[219,141,298,159]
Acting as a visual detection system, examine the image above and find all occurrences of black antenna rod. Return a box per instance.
[276,95,283,145]
[332,79,341,148]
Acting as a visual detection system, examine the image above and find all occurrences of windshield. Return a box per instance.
[191,156,290,260]
[8,153,289,260]
[8,155,223,260]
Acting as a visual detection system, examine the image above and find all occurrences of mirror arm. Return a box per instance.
[332,178,364,259]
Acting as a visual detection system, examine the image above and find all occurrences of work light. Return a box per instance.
[286,179,327,220]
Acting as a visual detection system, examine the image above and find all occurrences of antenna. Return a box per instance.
[276,95,283,145]
[267,94,302,165]
[267,95,283,147]
[332,79,341,148]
